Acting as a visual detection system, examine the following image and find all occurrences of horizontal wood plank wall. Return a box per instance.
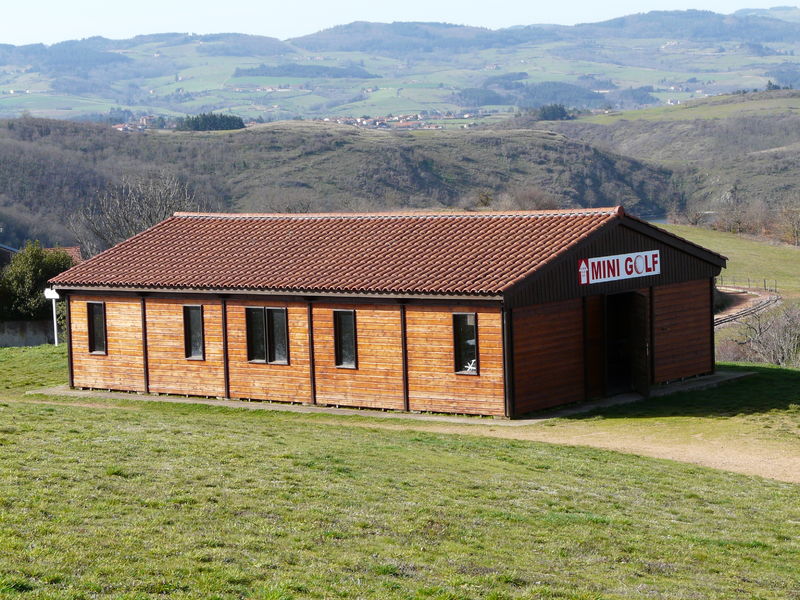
[512,298,584,415]
[70,295,145,392]
[145,298,225,397]
[312,303,405,409]
[406,305,505,416]
[227,300,312,403]
[652,279,713,383]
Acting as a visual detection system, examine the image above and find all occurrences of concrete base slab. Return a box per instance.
[27,370,753,427]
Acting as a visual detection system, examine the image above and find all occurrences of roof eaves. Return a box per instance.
[48,216,181,285]
[620,215,728,266]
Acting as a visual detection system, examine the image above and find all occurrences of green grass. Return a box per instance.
[660,224,800,297]
[581,91,800,125]
[1,346,799,598]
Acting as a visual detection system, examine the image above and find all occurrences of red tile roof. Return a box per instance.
[51,207,626,296]
[46,246,83,264]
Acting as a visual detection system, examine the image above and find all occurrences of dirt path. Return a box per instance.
[715,286,780,326]
[299,418,800,484]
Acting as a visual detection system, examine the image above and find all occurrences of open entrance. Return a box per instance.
[603,291,650,396]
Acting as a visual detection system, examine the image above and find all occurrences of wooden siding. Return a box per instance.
[70,295,145,392]
[652,279,713,383]
[507,222,723,307]
[312,303,405,409]
[512,298,584,415]
[406,305,505,416]
[145,298,225,397]
[227,300,312,403]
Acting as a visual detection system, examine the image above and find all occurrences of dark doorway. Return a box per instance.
[604,291,650,396]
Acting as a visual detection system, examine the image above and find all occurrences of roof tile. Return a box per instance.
[50,208,622,296]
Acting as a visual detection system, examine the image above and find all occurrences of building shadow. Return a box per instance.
[559,364,800,420]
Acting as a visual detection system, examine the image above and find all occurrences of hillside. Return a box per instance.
[524,90,800,221]
[3,10,800,120]
[0,117,675,248]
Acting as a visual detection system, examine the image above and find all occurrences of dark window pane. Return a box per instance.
[267,308,288,364]
[184,306,204,359]
[334,310,357,368]
[88,303,106,353]
[454,313,478,374]
[246,307,266,362]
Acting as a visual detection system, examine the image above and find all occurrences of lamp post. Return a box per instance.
[43,288,60,346]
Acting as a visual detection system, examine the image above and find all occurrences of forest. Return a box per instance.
[0,117,675,251]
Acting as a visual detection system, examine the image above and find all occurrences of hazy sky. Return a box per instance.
[1,1,794,46]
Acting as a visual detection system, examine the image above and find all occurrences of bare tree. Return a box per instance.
[71,172,199,256]
[733,305,800,368]
[776,199,800,246]
[714,186,748,234]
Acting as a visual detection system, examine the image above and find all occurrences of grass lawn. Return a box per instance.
[1,346,799,599]
[661,225,800,298]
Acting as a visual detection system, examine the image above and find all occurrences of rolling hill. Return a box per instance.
[3,10,800,121]
[526,89,800,222]
[0,117,676,248]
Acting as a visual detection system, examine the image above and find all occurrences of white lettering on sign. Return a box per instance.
[578,250,660,285]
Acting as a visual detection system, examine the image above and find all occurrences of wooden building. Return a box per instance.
[50,207,726,417]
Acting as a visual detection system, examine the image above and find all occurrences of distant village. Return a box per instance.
[109,111,488,133]
[316,112,486,130]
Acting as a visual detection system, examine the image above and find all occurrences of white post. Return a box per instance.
[51,298,58,346]
[44,288,60,346]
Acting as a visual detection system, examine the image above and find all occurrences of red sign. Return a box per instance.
[578,250,660,285]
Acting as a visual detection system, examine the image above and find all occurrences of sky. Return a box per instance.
[0,1,795,46]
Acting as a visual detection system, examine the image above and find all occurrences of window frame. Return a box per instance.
[266,307,290,365]
[183,304,205,361]
[245,306,267,363]
[453,312,479,376]
[333,309,358,369]
[87,301,107,355]
[245,306,290,365]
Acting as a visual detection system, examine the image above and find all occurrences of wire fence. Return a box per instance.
[715,276,779,293]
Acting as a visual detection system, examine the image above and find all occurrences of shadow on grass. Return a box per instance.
[563,363,800,420]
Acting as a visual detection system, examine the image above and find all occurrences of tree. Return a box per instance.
[0,241,74,320]
[732,305,800,368]
[537,104,570,121]
[776,199,800,245]
[71,171,199,256]
[176,113,245,131]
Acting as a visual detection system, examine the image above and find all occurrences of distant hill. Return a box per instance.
[287,21,557,53]
[735,6,800,23]
[526,90,800,222]
[571,9,800,42]
[3,10,800,120]
[0,117,675,248]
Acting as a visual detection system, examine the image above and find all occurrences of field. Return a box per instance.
[661,225,800,297]
[581,93,800,125]
[3,14,800,121]
[1,345,799,598]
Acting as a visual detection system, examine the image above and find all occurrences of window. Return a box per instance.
[246,307,266,362]
[246,307,289,364]
[183,305,204,360]
[87,302,106,354]
[333,310,357,368]
[267,308,289,364]
[453,313,478,375]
